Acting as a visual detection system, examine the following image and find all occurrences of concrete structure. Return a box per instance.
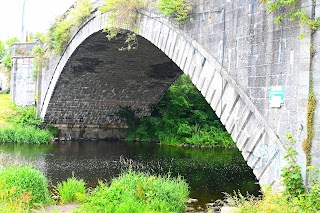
[11,0,320,189]
[11,42,36,106]
[0,71,9,90]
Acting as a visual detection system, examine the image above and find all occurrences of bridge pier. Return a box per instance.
[11,42,37,106]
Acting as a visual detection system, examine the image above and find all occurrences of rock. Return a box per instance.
[197,206,204,211]
[186,206,195,212]
[221,206,240,213]
[205,203,215,207]
[186,198,198,204]
[51,195,60,200]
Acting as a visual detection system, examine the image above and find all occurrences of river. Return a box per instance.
[0,140,260,207]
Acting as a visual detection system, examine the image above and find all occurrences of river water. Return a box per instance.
[0,140,260,206]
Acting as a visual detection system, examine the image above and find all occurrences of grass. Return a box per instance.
[0,125,53,144]
[75,170,189,213]
[222,185,320,213]
[0,94,56,144]
[56,175,86,204]
[0,94,14,125]
[0,166,51,209]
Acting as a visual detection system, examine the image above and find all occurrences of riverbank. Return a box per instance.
[0,165,189,213]
[0,94,57,144]
[0,94,14,125]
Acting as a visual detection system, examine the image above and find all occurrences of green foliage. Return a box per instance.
[261,0,320,31]
[47,0,93,54]
[118,75,234,147]
[0,166,50,205]
[222,181,320,212]
[302,92,316,166]
[6,105,42,127]
[157,0,192,22]
[28,32,48,43]
[0,40,4,59]
[0,125,53,144]
[0,105,56,144]
[31,45,48,80]
[99,0,146,50]
[1,54,13,71]
[57,175,86,204]
[281,134,305,197]
[75,170,189,213]
[0,37,20,82]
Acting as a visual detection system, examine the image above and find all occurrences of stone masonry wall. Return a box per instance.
[11,42,37,106]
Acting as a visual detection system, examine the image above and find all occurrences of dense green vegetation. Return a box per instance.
[47,0,93,55]
[57,175,86,204]
[0,164,190,213]
[0,166,50,212]
[118,75,234,147]
[157,0,192,22]
[75,170,189,213]
[0,37,20,78]
[0,94,57,144]
[222,136,320,213]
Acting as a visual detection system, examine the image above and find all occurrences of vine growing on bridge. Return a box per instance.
[261,0,320,31]
[302,91,316,166]
[99,0,146,51]
[31,0,93,79]
[262,1,318,167]
[98,0,192,50]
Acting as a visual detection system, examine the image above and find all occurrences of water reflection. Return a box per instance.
[0,140,260,206]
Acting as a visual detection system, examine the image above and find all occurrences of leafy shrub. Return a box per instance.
[99,0,145,50]
[57,175,86,204]
[31,45,48,80]
[157,0,192,22]
[48,0,92,54]
[281,134,305,197]
[0,125,53,144]
[6,105,42,127]
[75,170,189,213]
[0,166,50,205]
[118,74,235,147]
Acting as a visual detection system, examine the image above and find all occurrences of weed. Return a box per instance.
[75,170,189,213]
[0,166,50,205]
[56,175,86,204]
[157,0,192,23]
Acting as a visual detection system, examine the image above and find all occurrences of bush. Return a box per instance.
[75,170,189,213]
[6,105,42,127]
[0,166,50,205]
[157,0,192,22]
[0,125,53,144]
[57,175,86,204]
[48,0,93,54]
[118,75,235,147]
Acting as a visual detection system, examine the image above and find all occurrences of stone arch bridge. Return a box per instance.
[11,0,320,189]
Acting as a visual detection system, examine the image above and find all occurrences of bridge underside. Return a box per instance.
[45,31,182,138]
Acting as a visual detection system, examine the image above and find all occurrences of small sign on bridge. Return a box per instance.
[269,86,284,108]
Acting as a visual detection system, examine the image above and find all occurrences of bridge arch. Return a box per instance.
[39,10,286,188]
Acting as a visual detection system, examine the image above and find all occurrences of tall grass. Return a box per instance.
[75,170,189,213]
[0,94,14,125]
[0,166,51,206]
[0,126,53,144]
[0,96,57,144]
[57,175,86,204]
